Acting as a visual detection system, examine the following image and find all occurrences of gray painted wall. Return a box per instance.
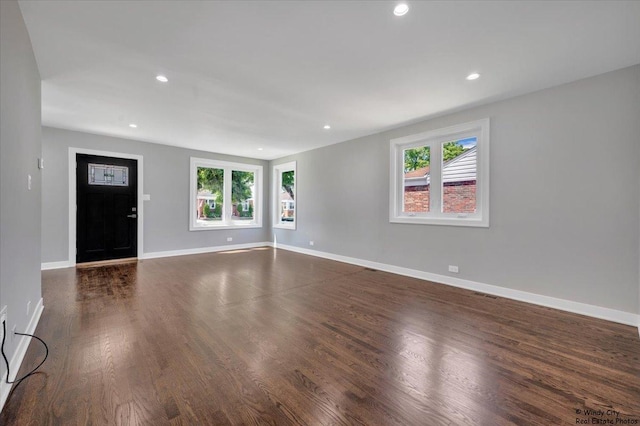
[41,128,271,262]
[272,65,640,315]
[0,0,43,380]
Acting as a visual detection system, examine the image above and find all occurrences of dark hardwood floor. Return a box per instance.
[2,247,639,425]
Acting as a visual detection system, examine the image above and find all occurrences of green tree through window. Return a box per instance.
[443,141,466,162]
[404,147,430,172]
[404,141,469,172]
[281,170,294,200]
[232,171,254,203]
[198,167,223,196]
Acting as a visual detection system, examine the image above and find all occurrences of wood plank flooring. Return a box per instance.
[1,247,639,425]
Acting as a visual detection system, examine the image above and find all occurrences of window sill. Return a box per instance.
[390,216,489,228]
[190,223,262,231]
[273,223,296,230]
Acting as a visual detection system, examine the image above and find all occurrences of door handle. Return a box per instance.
[127,214,137,218]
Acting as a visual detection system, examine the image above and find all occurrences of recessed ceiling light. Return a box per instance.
[129,123,138,128]
[323,124,331,130]
[466,72,480,81]
[394,3,409,16]
[156,75,168,83]
[257,148,263,151]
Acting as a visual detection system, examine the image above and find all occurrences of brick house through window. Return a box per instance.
[403,166,431,212]
[404,146,477,214]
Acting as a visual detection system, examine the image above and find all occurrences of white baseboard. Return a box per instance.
[142,241,272,260]
[41,260,72,270]
[274,243,640,328]
[0,298,44,413]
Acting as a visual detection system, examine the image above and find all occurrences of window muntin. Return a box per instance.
[89,163,128,186]
[273,162,296,229]
[190,158,262,230]
[390,119,489,227]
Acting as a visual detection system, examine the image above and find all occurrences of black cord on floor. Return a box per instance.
[1,319,49,385]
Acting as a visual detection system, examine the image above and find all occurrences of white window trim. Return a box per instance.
[389,118,490,227]
[273,161,297,230]
[189,157,263,231]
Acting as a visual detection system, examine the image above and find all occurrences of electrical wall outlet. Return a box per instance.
[27,300,31,317]
[448,265,459,273]
[226,237,233,242]
[309,241,314,246]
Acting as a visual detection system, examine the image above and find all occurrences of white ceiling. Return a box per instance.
[18,1,640,160]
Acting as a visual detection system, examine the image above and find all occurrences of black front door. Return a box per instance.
[76,154,138,263]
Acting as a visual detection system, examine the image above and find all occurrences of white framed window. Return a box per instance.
[390,118,490,227]
[190,157,262,231]
[273,161,296,229]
